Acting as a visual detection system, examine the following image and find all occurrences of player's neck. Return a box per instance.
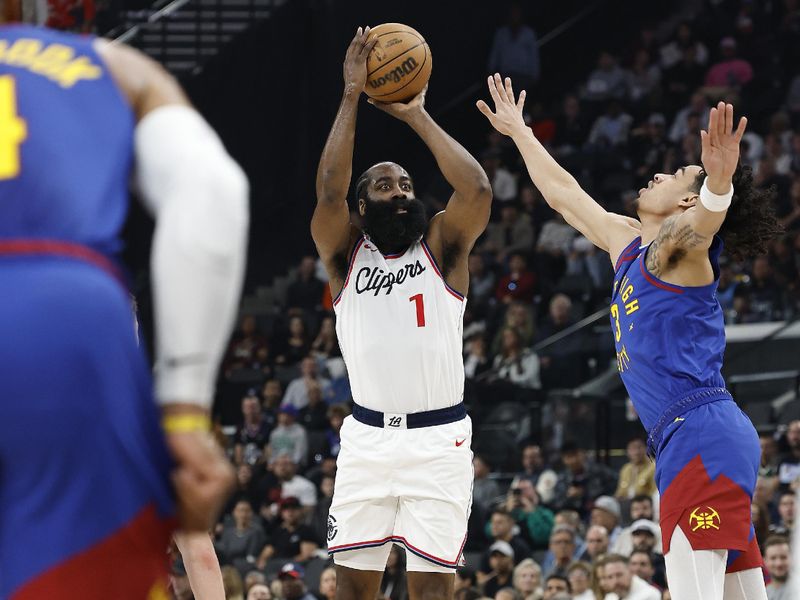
[638,217,663,246]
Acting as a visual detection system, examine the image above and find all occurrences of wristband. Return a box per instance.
[700,178,733,212]
[162,413,211,433]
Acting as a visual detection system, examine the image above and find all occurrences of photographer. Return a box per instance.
[504,477,555,550]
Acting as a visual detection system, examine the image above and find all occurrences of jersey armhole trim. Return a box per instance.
[614,236,643,272]
[332,237,365,307]
[639,247,685,295]
[420,239,465,301]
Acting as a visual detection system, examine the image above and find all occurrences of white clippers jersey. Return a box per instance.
[333,236,466,414]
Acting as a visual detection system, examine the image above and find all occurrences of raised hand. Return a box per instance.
[701,101,747,193]
[367,84,428,122]
[343,26,378,93]
[476,73,528,137]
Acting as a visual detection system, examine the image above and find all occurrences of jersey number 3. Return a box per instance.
[409,294,426,328]
[0,75,27,180]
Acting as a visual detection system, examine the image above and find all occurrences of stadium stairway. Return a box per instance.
[112,0,281,76]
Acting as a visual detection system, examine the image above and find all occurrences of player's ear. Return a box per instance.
[680,194,698,210]
[358,198,366,216]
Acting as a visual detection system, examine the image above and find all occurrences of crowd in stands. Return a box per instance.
[164,0,800,598]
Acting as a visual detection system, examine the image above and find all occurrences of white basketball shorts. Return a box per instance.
[327,414,473,573]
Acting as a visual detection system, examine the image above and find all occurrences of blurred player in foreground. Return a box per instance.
[314,27,492,600]
[0,2,247,597]
[479,74,780,599]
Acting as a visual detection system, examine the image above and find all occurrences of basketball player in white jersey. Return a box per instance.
[313,27,492,600]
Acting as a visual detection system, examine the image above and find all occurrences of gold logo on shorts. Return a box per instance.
[689,506,721,531]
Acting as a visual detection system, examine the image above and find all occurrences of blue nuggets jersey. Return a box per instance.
[610,235,728,433]
[0,25,133,255]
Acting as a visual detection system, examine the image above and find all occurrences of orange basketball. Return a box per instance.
[365,23,432,103]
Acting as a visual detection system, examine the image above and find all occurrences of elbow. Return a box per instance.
[473,176,493,204]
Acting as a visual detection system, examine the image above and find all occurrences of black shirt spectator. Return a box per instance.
[287,256,325,313]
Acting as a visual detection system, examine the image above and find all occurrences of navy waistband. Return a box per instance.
[352,402,467,429]
[646,387,733,457]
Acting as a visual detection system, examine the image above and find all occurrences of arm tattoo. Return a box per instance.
[645,216,709,277]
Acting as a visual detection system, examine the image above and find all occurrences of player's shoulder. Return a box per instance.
[607,213,642,266]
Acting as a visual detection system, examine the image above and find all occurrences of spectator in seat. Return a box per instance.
[482,541,517,598]
[276,563,317,600]
[628,551,658,588]
[764,535,791,600]
[615,437,656,500]
[282,357,331,410]
[513,558,543,600]
[487,1,541,94]
[578,525,609,563]
[540,525,577,579]
[481,507,534,573]
[310,315,341,360]
[274,316,310,366]
[582,52,628,103]
[483,204,535,265]
[299,380,329,432]
[704,37,753,91]
[496,253,538,305]
[267,406,308,467]
[215,499,268,576]
[597,554,660,600]
[505,477,554,550]
[473,454,501,512]
[468,254,496,317]
[256,497,319,569]
[225,315,268,375]
[567,561,594,600]
[542,574,571,600]
[287,256,325,314]
[235,391,272,466]
[552,442,618,516]
[771,491,796,537]
[246,584,271,600]
[317,567,337,600]
[491,327,541,390]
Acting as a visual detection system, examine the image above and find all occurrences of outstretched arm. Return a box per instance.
[477,74,639,264]
[647,102,746,273]
[312,27,377,292]
[369,87,492,248]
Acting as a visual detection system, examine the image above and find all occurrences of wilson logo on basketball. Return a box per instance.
[368,56,419,89]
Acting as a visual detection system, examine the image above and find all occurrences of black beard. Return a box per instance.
[362,196,427,253]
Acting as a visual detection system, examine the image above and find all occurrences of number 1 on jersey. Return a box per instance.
[409,294,426,327]
[0,75,27,180]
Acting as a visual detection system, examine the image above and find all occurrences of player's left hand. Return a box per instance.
[367,84,427,122]
[701,101,747,193]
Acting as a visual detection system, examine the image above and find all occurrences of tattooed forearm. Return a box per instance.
[646,215,709,276]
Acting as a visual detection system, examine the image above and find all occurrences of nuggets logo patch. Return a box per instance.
[327,515,338,542]
[689,506,721,531]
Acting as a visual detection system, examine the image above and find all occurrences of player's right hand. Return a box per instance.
[343,26,378,93]
[164,412,235,532]
[476,73,528,138]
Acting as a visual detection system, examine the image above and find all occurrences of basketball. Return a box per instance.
[365,23,432,103]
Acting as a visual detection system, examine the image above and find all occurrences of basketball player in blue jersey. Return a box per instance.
[314,27,492,600]
[479,74,781,600]
[0,3,248,598]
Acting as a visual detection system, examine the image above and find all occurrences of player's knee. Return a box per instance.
[407,573,453,600]
[334,565,381,600]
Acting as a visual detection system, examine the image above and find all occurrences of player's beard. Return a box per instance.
[362,196,427,253]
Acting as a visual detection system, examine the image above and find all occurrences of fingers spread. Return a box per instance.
[517,89,526,112]
[476,99,494,117]
[487,75,501,106]
[494,73,509,103]
[504,77,514,103]
[734,115,748,142]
